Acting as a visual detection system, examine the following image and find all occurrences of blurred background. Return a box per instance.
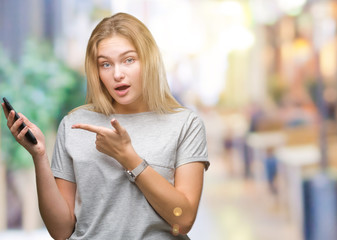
[1,0,337,239]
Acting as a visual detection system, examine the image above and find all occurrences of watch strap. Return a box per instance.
[126,159,148,182]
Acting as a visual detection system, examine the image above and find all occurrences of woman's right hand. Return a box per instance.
[1,102,46,159]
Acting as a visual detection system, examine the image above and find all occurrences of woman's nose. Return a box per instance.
[114,65,125,81]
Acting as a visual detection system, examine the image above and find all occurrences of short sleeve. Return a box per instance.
[176,112,209,170]
[51,117,76,183]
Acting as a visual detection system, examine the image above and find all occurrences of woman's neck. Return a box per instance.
[113,102,149,114]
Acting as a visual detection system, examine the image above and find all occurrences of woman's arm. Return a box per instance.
[2,104,76,239]
[136,161,205,235]
[119,149,205,235]
[34,154,76,239]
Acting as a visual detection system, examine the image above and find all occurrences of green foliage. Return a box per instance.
[0,39,86,169]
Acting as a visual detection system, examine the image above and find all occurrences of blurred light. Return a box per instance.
[220,26,255,51]
[250,0,281,24]
[277,0,307,16]
[198,50,227,106]
[217,1,244,17]
[196,0,254,106]
[215,1,255,52]
[149,1,206,57]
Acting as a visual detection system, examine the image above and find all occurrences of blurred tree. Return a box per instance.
[0,39,86,169]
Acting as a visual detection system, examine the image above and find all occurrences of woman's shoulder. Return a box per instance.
[171,107,203,121]
[160,107,205,128]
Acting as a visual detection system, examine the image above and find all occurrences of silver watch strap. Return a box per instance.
[126,159,148,182]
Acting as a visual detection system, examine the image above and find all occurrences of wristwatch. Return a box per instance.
[125,159,149,183]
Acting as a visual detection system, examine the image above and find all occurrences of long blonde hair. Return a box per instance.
[82,12,182,115]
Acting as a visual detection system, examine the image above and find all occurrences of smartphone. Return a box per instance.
[2,97,38,145]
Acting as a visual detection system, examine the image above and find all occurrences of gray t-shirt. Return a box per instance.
[51,108,209,240]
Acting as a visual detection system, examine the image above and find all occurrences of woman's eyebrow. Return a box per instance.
[97,50,138,60]
[97,55,109,60]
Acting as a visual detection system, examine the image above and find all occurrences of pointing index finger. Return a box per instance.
[72,123,102,134]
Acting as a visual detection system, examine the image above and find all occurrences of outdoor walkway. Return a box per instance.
[189,154,299,240]
[189,109,300,240]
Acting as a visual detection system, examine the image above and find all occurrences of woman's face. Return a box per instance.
[97,35,147,114]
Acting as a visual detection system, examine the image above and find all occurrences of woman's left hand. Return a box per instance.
[72,119,135,166]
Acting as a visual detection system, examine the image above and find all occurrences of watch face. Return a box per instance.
[126,170,136,182]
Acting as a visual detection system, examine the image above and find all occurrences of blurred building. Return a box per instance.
[0,0,62,61]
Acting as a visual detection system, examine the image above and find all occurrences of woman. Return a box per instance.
[2,12,209,239]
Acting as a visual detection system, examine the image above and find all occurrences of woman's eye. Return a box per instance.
[101,62,111,68]
[125,58,135,64]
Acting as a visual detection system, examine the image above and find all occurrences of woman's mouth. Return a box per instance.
[114,84,130,97]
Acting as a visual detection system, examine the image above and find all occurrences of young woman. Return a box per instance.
[2,12,209,239]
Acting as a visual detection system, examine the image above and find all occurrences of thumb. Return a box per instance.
[111,118,123,134]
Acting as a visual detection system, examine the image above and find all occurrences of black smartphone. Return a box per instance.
[2,97,38,145]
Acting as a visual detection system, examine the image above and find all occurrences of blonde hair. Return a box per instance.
[81,12,182,115]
